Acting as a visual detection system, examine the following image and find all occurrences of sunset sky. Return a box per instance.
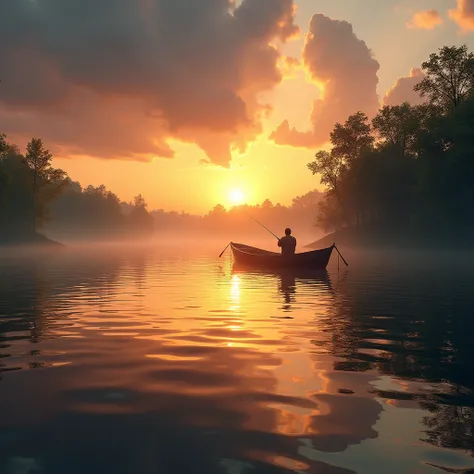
[2,0,474,213]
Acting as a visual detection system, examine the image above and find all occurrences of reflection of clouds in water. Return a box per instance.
[299,402,474,474]
[308,393,382,450]
[274,357,384,452]
[1,249,474,473]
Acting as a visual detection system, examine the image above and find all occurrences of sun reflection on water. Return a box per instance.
[1,248,474,474]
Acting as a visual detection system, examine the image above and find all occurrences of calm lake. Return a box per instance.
[1,242,473,474]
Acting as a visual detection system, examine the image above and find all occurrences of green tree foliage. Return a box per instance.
[3,134,322,243]
[372,103,434,157]
[330,112,374,163]
[0,134,8,158]
[47,183,159,240]
[414,45,474,110]
[127,194,154,236]
[0,135,154,242]
[0,140,36,239]
[0,134,8,202]
[24,138,67,229]
[309,44,474,246]
[48,182,125,239]
[308,112,373,227]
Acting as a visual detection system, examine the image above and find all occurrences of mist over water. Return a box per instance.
[1,241,474,474]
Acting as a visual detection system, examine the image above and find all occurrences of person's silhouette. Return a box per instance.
[278,228,296,256]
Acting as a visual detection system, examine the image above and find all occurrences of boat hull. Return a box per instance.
[230,242,334,270]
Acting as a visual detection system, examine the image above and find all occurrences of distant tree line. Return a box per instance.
[150,190,324,239]
[0,137,153,242]
[308,45,474,246]
[1,132,324,243]
[9,45,471,246]
[47,182,154,240]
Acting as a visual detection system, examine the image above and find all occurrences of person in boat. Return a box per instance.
[278,228,296,256]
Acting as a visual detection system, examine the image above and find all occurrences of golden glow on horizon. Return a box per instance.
[8,1,469,216]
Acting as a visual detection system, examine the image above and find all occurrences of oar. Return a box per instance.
[333,243,348,267]
[219,242,231,258]
[242,211,280,241]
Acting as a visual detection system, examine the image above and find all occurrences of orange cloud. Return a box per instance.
[449,0,474,31]
[383,68,426,106]
[407,9,443,30]
[278,56,302,79]
[0,0,299,167]
[271,14,380,148]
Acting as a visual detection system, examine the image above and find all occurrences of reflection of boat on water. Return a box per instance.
[232,265,331,285]
[232,264,333,309]
[230,242,334,271]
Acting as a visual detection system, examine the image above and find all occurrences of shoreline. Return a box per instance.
[0,232,63,248]
[305,227,474,251]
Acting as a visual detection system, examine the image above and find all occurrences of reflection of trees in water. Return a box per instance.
[3,251,473,470]
[0,260,49,366]
[314,257,474,455]
[421,402,474,455]
[0,250,126,371]
[0,316,357,474]
[227,267,382,468]
[323,276,474,385]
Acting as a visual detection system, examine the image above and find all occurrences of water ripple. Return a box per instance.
[0,247,474,473]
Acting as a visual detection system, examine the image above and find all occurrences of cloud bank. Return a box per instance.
[383,68,426,106]
[449,0,474,31]
[270,14,380,148]
[0,0,298,166]
[407,9,443,30]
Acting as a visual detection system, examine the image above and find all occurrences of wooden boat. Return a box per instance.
[230,242,335,270]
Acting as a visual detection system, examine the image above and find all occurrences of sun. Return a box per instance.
[229,189,245,206]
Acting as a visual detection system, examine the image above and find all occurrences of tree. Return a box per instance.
[25,138,52,197]
[0,134,8,202]
[316,193,347,232]
[422,98,474,232]
[0,145,36,238]
[208,204,227,217]
[128,194,153,236]
[330,112,374,164]
[414,45,474,110]
[308,113,374,227]
[24,138,67,229]
[307,45,474,244]
[308,151,347,209]
[0,133,8,156]
[291,190,323,211]
[133,194,147,210]
[372,103,432,157]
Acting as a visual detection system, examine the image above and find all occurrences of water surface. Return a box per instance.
[1,244,473,474]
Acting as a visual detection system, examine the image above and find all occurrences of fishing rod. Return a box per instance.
[242,211,349,267]
[217,209,349,267]
[241,210,280,241]
[218,210,280,257]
